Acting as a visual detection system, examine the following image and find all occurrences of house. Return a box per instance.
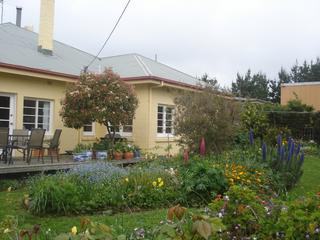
[281,82,320,111]
[0,0,199,155]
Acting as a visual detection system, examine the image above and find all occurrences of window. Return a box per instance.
[157,105,174,136]
[23,99,52,132]
[108,119,133,136]
[83,123,95,136]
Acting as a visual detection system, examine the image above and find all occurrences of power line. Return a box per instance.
[84,0,131,72]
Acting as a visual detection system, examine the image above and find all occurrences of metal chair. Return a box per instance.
[0,128,9,163]
[11,129,29,160]
[8,128,46,164]
[43,129,62,163]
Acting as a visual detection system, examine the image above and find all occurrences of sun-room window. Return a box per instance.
[157,105,174,137]
[23,98,53,133]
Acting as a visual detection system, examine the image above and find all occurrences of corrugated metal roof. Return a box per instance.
[0,23,199,86]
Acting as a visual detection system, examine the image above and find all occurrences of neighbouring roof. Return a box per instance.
[282,82,320,87]
[0,23,199,87]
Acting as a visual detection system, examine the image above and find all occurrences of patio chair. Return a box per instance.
[8,128,46,164]
[0,128,9,163]
[43,129,62,163]
[11,129,29,159]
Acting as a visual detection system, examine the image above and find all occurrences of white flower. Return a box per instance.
[3,228,10,234]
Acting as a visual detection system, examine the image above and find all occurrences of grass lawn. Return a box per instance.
[0,189,167,235]
[288,154,320,198]
[0,154,319,235]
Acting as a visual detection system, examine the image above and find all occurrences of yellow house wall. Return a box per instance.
[281,84,320,111]
[1,72,188,156]
[0,72,79,152]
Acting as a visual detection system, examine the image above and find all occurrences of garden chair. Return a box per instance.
[43,129,62,163]
[11,129,29,159]
[8,128,46,164]
[0,128,9,163]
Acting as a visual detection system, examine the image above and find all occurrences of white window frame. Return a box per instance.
[157,105,174,137]
[23,98,53,135]
[107,120,133,137]
[83,122,95,136]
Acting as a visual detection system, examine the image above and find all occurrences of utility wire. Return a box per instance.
[84,0,131,72]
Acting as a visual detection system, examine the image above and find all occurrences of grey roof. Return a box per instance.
[0,23,199,86]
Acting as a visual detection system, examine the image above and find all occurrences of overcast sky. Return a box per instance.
[2,0,320,86]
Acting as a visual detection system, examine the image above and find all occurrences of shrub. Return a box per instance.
[174,87,240,153]
[178,157,228,206]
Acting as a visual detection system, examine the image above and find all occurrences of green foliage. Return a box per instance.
[179,157,228,206]
[73,143,92,153]
[241,102,269,140]
[231,70,270,101]
[174,87,240,153]
[93,139,110,151]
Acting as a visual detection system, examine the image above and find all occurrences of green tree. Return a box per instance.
[60,69,139,146]
[232,70,270,101]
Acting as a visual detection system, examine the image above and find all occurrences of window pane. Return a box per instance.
[23,108,35,115]
[166,114,172,120]
[83,125,92,132]
[157,120,163,126]
[157,113,163,120]
[166,107,173,114]
[158,106,163,112]
[24,100,36,107]
[165,127,172,134]
[123,125,132,132]
[24,124,35,130]
[38,101,50,108]
[23,115,35,123]
[0,121,9,127]
[157,127,163,133]
[38,116,50,125]
[0,96,10,108]
[166,121,172,127]
[0,109,9,120]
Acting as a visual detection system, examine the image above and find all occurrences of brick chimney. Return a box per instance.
[38,0,55,55]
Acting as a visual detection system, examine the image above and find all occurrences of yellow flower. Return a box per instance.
[158,181,164,187]
[125,177,129,182]
[157,178,162,183]
[3,228,10,234]
[257,178,261,183]
[247,180,251,183]
[152,181,157,187]
[7,187,12,192]
[71,226,77,235]
[239,172,244,175]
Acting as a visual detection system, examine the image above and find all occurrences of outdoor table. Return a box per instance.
[5,134,30,164]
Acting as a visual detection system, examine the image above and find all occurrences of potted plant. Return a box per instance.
[123,144,134,160]
[93,139,109,160]
[72,143,87,161]
[113,142,124,160]
[133,145,141,159]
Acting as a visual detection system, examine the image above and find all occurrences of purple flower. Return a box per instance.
[249,129,254,145]
[299,151,305,165]
[262,142,267,161]
[280,146,285,161]
[296,143,301,155]
[277,134,282,155]
[287,137,292,152]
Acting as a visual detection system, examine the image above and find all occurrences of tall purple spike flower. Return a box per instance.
[287,137,292,152]
[296,143,301,156]
[290,142,295,157]
[249,129,254,145]
[277,135,282,147]
[262,142,267,161]
[280,146,285,161]
[287,141,294,163]
[299,151,305,165]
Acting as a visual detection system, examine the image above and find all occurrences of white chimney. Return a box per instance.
[38,0,55,55]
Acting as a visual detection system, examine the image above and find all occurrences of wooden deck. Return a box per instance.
[0,155,141,175]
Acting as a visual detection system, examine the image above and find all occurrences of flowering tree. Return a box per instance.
[60,69,139,146]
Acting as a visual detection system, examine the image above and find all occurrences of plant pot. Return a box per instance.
[124,151,134,160]
[73,153,87,162]
[113,151,123,160]
[96,151,108,160]
[133,150,141,159]
[85,151,93,160]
